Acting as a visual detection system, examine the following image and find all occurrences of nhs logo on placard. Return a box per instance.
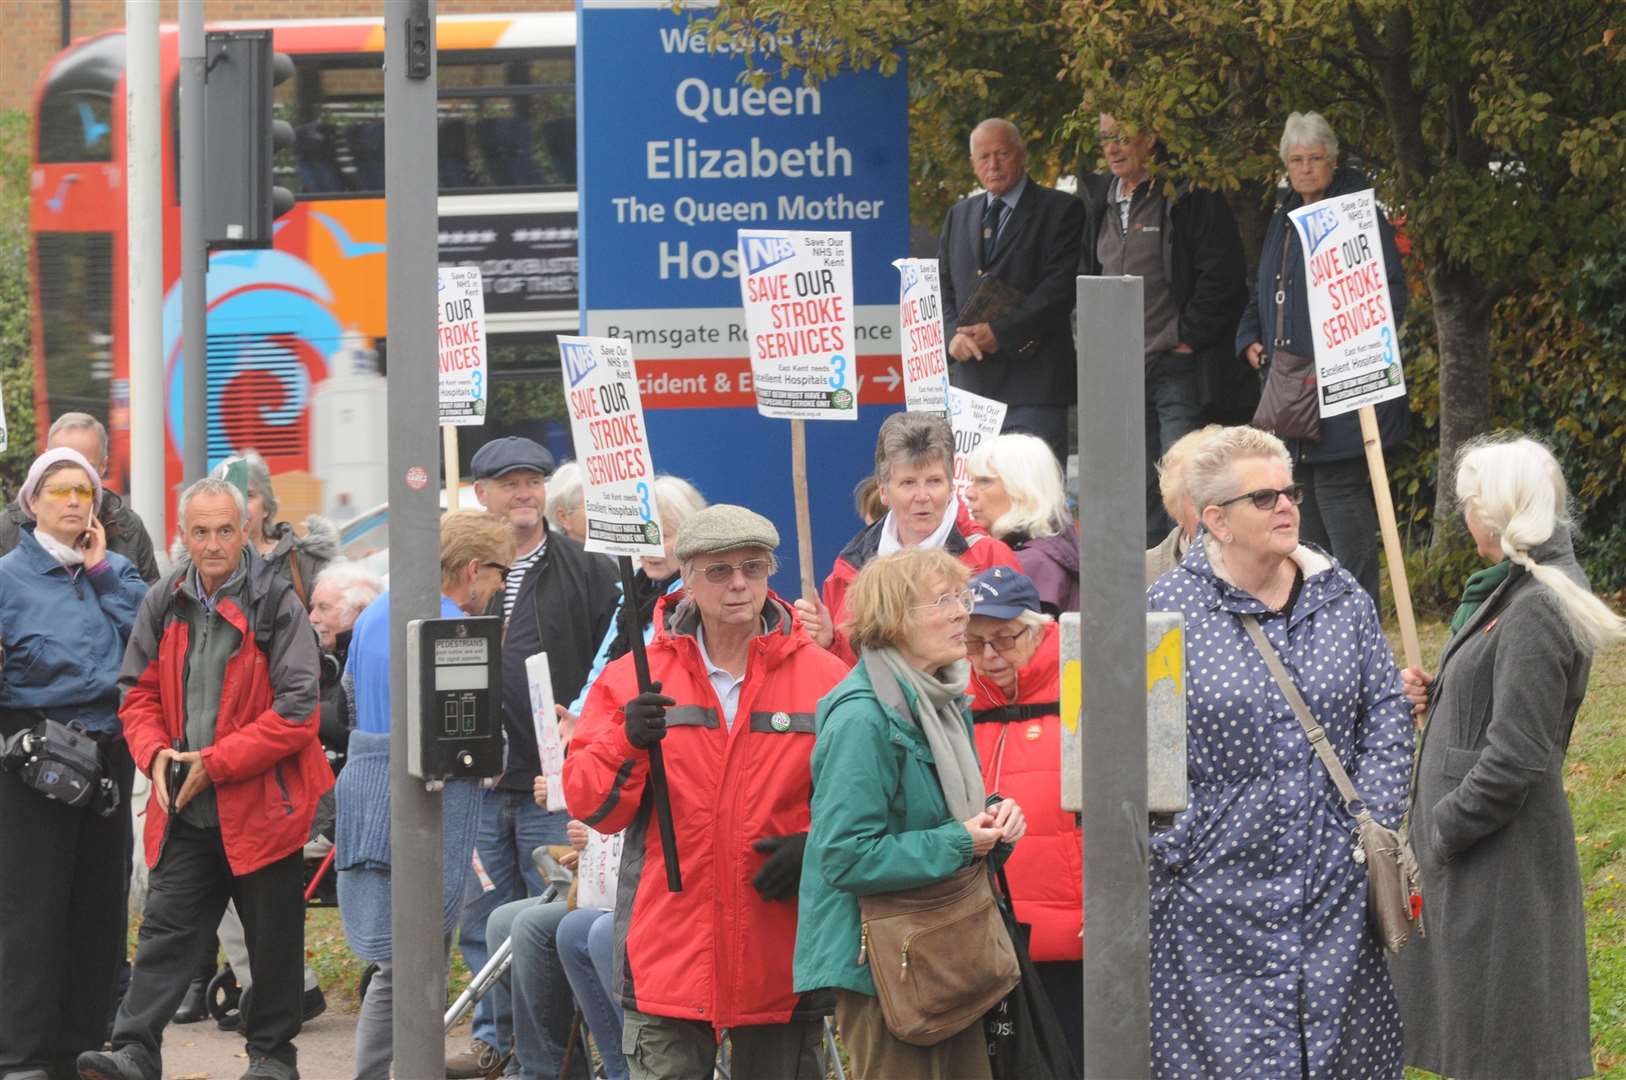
[742,234,796,276]
[899,262,920,295]
[562,341,597,388]
[1297,206,1339,255]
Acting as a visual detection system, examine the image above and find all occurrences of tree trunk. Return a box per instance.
[1427,259,1497,547]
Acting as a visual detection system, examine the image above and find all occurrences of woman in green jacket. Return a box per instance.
[795,546,1026,1080]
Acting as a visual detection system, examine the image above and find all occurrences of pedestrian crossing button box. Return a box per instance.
[406,616,503,781]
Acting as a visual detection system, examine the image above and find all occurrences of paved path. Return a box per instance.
[152,1009,477,1080]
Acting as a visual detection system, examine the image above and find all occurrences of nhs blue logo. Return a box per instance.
[899,262,920,295]
[742,235,795,276]
[1297,206,1339,255]
[562,341,597,388]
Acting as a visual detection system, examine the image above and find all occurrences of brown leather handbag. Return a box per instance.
[1251,229,1323,442]
[858,859,1021,1046]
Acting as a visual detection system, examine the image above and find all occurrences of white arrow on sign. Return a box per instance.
[874,367,901,391]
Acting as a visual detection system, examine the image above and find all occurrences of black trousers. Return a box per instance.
[0,739,134,1080]
[110,818,304,1076]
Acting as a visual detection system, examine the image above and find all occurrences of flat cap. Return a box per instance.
[674,504,780,562]
[471,436,556,480]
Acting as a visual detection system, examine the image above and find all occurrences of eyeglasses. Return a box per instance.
[697,558,774,585]
[1216,484,1305,512]
[913,589,977,615]
[41,483,95,501]
[1287,153,1329,169]
[965,627,1032,655]
[483,561,511,576]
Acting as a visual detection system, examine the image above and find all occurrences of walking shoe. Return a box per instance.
[75,1049,149,1080]
[238,1057,298,1080]
[172,975,210,1023]
[302,985,327,1022]
[2,1069,51,1080]
[444,1039,501,1080]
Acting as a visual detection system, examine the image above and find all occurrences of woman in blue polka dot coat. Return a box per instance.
[1146,426,1413,1078]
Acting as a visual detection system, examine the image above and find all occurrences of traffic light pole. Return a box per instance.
[179,0,207,483]
[386,0,446,1070]
[125,0,165,543]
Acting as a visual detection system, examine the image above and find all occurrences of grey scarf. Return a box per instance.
[863,647,985,820]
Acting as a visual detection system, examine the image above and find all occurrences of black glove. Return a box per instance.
[623,682,676,750]
[751,832,809,902]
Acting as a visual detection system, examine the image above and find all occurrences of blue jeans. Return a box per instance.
[1297,455,1381,605]
[460,789,567,1049]
[1145,350,1203,544]
[487,899,589,1080]
[558,908,627,1080]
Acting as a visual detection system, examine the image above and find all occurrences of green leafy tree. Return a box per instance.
[694,0,1626,546]
[0,109,36,498]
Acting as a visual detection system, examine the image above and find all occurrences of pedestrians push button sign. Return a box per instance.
[559,334,665,559]
[437,265,488,426]
[737,229,858,420]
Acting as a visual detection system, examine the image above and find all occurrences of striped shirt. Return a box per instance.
[503,537,546,622]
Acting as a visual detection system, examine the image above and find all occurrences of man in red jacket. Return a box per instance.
[563,505,848,1080]
[796,411,1021,664]
[79,477,329,1080]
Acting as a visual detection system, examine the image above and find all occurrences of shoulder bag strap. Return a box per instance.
[1240,615,1367,818]
[287,550,309,610]
[1272,224,1294,349]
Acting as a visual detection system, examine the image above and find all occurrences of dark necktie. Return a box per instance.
[981,197,1006,267]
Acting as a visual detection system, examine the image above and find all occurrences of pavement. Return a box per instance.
[151,1009,479,1080]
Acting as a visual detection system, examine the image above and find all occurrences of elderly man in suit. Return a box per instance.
[939,117,1085,462]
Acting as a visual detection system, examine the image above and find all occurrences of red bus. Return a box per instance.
[30,13,579,534]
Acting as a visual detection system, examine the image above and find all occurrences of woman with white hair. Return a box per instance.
[544,461,588,545]
[1235,111,1409,607]
[963,432,1079,614]
[1390,435,1623,1080]
[1147,425,1411,1078]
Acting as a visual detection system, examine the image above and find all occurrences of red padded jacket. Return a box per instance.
[563,591,848,1030]
[120,557,331,876]
[968,621,1083,961]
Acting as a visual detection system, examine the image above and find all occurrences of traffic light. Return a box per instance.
[203,30,294,248]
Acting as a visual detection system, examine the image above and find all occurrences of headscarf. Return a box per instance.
[19,447,102,521]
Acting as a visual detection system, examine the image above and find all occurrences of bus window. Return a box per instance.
[36,32,124,163]
[35,233,115,425]
[277,51,575,197]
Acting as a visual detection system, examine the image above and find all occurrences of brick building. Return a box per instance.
[0,0,569,115]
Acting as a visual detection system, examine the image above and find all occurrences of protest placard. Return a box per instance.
[737,230,857,421]
[526,652,566,813]
[1287,189,1406,419]
[894,257,950,415]
[577,830,625,913]
[437,266,489,426]
[560,334,666,559]
[949,387,1007,499]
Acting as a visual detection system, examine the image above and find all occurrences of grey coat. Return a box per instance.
[1390,528,1594,1079]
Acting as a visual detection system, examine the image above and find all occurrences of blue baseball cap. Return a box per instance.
[968,566,1041,620]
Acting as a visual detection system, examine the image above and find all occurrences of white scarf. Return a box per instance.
[34,529,85,568]
[876,498,957,557]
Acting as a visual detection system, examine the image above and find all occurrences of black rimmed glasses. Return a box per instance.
[1216,484,1305,512]
[965,626,1033,655]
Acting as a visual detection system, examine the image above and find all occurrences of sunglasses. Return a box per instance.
[1216,484,1305,512]
[41,483,95,501]
[483,561,512,576]
[697,558,774,585]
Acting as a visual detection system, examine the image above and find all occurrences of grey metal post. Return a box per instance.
[1077,276,1150,1077]
[178,0,206,482]
[126,0,165,546]
[386,1,444,1069]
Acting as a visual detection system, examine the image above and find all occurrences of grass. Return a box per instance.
[1398,620,1626,1079]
